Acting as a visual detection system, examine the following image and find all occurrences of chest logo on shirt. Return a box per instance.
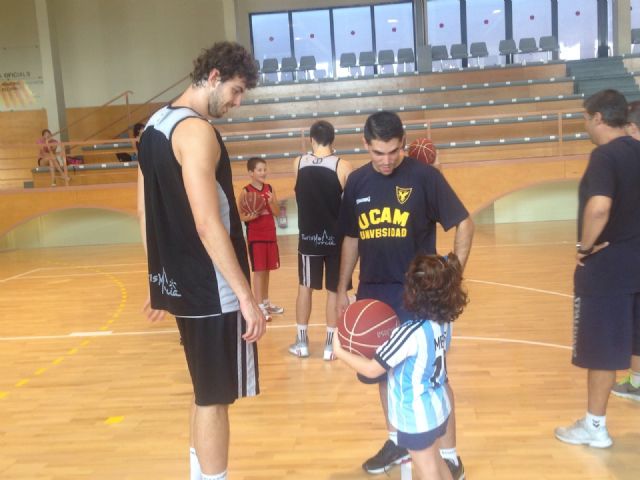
[396,186,413,205]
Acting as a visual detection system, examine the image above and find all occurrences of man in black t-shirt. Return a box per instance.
[336,111,474,478]
[555,90,640,448]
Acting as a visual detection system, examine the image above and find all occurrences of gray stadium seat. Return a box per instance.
[518,37,538,62]
[469,42,489,67]
[377,49,396,74]
[298,55,316,80]
[450,43,468,68]
[358,51,376,76]
[632,28,640,53]
[499,39,518,64]
[431,45,449,70]
[397,47,415,72]
[280,57,298,81]
[538,35,559,60]
[340,52,357,76]
[261,58,279,83]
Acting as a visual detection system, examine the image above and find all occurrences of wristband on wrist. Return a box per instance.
[576,243,594,255]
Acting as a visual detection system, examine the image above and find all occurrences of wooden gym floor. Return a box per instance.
[0,221,638,479]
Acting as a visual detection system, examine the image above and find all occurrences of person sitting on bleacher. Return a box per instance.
[37,129,69,187]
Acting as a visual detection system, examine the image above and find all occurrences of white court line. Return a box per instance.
[467,279,573,298]
[0,268,42,284]
[17,270,148,280]
[455,335,571,351]
[0,329,571,350]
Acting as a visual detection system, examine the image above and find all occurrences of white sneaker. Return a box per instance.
[288,339,309,358]
[266,303,284,315]
[323,344,336,361]
[554,418,613,448]
[259,305,272,322]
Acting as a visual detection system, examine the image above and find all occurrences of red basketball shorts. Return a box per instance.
[249,241,280,272]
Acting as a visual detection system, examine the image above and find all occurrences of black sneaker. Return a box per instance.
[362,440,410,474]
[444,456,465,480]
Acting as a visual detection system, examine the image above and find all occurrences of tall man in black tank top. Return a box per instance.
[289,120,353,360]
[137,42,265,480]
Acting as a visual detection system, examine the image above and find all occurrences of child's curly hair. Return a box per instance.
[403,253,468,324]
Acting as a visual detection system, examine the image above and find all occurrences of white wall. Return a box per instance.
[52,0,229,107]
[1,0,232,109]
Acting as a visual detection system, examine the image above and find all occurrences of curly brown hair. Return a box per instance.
[191,42,258,89]
[403,253,468,324]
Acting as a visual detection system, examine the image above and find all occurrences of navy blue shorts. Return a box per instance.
[572,292,640,370]
[398,418,449,451]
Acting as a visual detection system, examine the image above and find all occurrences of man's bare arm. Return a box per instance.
[175,118,265,342]
[577,195,611,265]
[452,216,474,270]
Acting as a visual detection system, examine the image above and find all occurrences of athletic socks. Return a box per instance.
[388,431,399,445]
[297,324,308,343]
[585,412,606,430]
[201,472,227,480]
[325,327,336,346]
[189,447,201,480]
[631,370,640,388]
[440,447,459,466]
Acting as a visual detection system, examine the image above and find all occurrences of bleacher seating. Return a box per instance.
[298,56,316,80]
[30,57,640,191]
[377,49,396,74]
[499,39,518,64]
[397,48,415,72]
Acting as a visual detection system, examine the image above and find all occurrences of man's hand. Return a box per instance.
[240,298,267,343]
[142,295,166,323]
[576,241,609,266]
[336,289,350,324]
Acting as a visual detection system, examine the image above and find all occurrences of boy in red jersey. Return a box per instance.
[238,157,284,320]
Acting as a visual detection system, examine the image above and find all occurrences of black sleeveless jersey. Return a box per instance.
[295,153,343,255]
[138,105,249,317]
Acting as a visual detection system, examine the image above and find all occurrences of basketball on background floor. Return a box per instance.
[240,191,266,216]
[338,299,399,358]
[407,137,437,165]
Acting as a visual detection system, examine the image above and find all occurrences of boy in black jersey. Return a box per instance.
[337,111,474,478]
[290,120,353,360]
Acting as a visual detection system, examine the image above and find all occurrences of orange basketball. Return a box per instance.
[408,138,437,165]
[240,191,266,215]
[338,299,399,359]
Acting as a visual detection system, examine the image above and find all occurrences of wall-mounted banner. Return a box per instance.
[0,46,43,111]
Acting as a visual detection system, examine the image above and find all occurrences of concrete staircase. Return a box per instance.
[567,56,640,101]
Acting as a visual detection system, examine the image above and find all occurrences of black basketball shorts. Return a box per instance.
[176,312,259,405]
[572,292,640,370]
[298,253,341,292]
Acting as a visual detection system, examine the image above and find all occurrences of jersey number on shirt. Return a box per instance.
[430,353,447,388]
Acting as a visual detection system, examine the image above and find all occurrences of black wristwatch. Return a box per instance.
[576,243,594,255]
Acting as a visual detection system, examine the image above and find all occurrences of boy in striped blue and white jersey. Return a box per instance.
[377,319,452,436]
[334,253,468,480]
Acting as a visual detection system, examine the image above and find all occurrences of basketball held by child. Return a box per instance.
[408,137,437,165]
[240,190,266,215]
[338,299,399,359]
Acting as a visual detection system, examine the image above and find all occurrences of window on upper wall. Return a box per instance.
[557,0,598,60]
[374,2,415,73]
[427,0,461,71]
[292,9,332,79]
[512,0,552,63]
[251,12,291,68]
[333,6,374,77]
[466,0,505,67]
[633,0,640,28]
